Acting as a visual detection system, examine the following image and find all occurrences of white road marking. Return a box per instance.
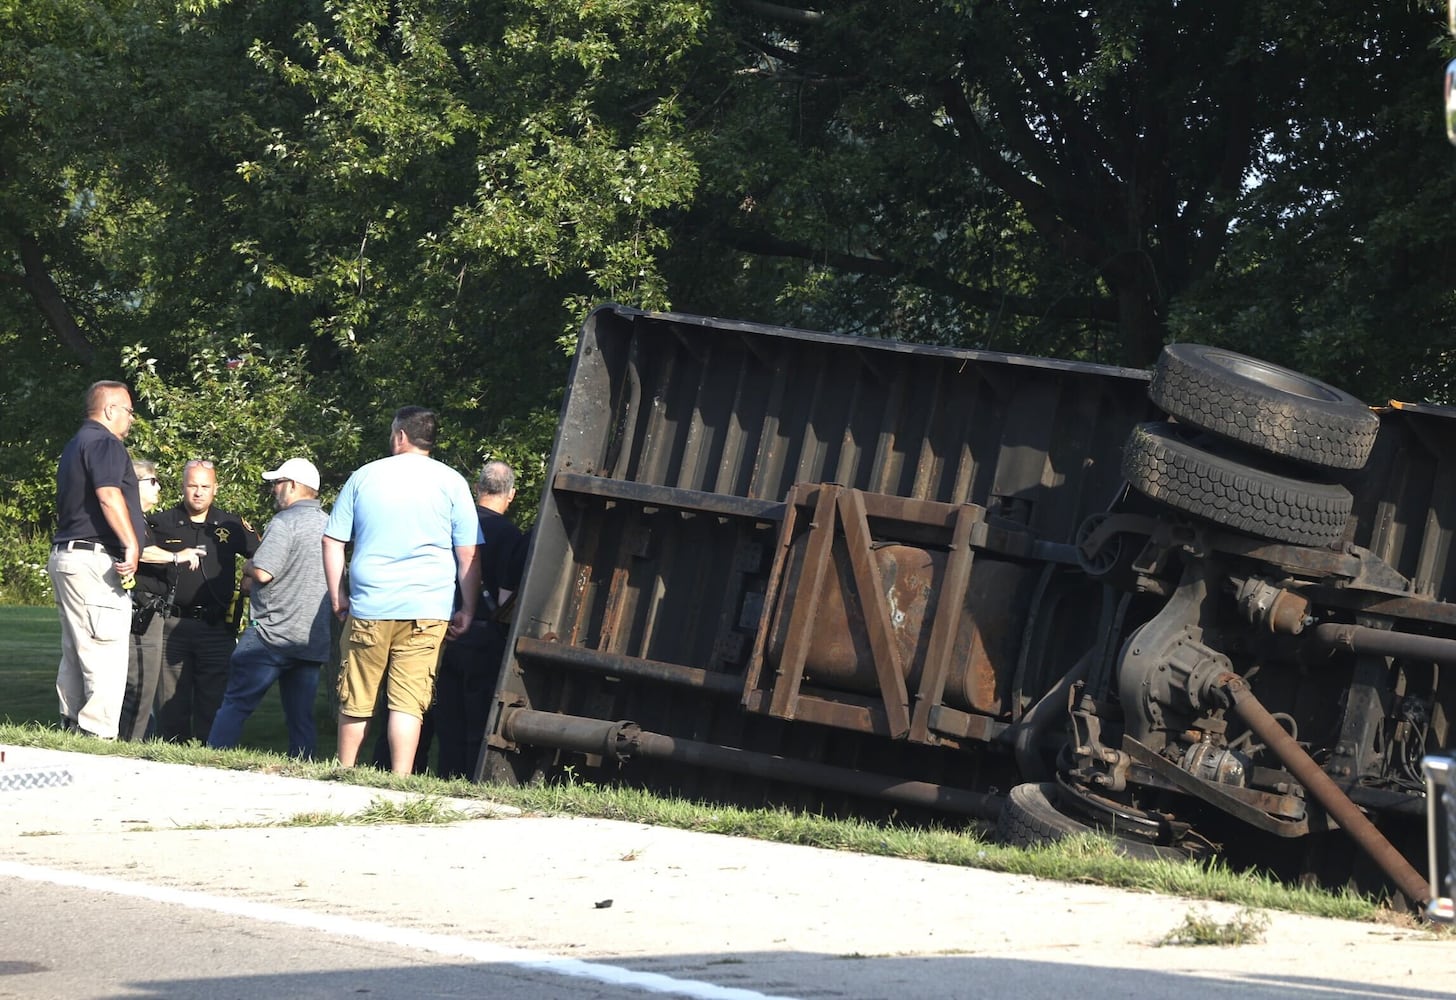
[0,860,796,1000]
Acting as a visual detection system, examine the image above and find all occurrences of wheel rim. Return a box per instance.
[1202,349,1343,404]
[1053,773,1168,843]
[1074,513,1123,577]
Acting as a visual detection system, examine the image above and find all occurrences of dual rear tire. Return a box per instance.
[1124,343,1377,547]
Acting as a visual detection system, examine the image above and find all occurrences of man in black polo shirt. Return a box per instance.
[151,459,260,742]
[432,460,529,779]
[48,380,146,739]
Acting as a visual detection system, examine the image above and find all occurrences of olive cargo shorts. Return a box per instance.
[337,617,447,719]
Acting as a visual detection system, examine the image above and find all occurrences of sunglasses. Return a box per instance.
[184,459,216,470]
[138,476,160,485]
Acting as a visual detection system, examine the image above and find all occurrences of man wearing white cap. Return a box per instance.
[206,457,331,758]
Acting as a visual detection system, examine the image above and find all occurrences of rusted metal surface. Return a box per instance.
[1124,737,1309,837]
[499,707,1004,821]
[514,635,743,696]
[479,303,1456,903]
[909,504,979,743]
[751,484,1055,738]
[835,488,913,737]
[1214,674,1432,905]
[765,484,835,722]
[793,542,936,697]
[484,304,1153,803]
[1309,622,1456,665]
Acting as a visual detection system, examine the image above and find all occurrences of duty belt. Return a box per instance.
[166,604,221,621]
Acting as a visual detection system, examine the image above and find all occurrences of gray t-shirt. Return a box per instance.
[250,499,331,660]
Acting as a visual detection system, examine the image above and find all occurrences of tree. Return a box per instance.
[0,0,717,532]
[4,0,1455,546]
[669,0,1456,388]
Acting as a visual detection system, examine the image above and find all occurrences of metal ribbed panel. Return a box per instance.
[1349,407,1456,603]
[593,312,1152,518]
[484,305,1159,804]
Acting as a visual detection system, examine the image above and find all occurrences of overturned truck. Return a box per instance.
[480,304,1456,907]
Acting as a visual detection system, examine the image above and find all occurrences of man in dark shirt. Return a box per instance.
[119,458,205,741]
[48,380,146,739]
[151,459,260,742]
[433,460,529,779]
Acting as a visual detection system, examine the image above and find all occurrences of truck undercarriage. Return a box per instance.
[480,305,1456,908]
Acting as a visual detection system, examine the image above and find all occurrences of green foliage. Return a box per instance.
[3,0,1456,535]
[342,796,474,825]
[0,360,75,533]
[122,338,360,524]
[0,527,53,605]
[195,796,478,828]
[673,1,1456,380]
[1,0,588,532]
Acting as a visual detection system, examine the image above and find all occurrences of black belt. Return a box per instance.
[165,604,222,621]
[52,539,119,557]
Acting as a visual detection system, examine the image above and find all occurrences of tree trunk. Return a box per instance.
[1115,278,1166,370]
[18,235,94,365]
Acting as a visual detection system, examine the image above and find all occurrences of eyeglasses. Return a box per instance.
[138,477,159,485]
[184,459,215,470]
[111,404,135,416]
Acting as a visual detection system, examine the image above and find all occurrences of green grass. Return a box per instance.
[1158,907,1271,946]
[0,605,338,760]
[0,608,1405,927]
[1,607,60,725]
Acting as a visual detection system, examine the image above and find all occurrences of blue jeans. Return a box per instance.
[206,628,321,759]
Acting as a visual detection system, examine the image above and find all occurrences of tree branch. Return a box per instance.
[1184,69,1256,279]
[703,217,1117,322]
[731,0,826,27]
[937,77,1110,271]
[18,235,94,365]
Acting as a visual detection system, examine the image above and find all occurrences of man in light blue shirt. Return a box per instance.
[322,406,482,773]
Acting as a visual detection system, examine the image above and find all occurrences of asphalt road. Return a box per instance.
[2,745,1453,1000]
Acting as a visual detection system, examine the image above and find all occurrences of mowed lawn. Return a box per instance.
[0,606,339,759]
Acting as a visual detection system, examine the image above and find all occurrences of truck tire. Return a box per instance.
[1149,343,1379,470]
[1123,422,1352,547]
[997,782,1184,862]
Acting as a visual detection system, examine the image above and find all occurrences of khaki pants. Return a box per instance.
[48,546,130,739]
